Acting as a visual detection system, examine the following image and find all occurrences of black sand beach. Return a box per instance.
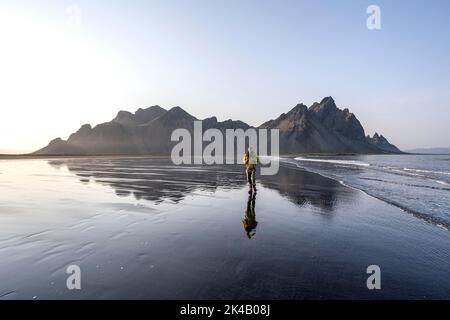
[0,157,449,299]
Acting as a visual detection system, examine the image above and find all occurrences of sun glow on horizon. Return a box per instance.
[0,7,136,154]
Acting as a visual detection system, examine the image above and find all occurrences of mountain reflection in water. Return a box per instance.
[48,157,355,213]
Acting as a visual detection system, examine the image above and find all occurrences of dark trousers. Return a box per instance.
[246,168,256,186]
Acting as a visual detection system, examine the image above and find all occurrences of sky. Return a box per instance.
[1,0,450,153]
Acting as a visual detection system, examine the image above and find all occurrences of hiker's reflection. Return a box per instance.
[242,192,258,239]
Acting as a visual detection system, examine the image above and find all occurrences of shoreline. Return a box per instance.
[2,154,446,230]
[303,164,450,232]
[286,157,450,232]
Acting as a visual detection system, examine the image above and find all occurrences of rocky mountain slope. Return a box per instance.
[34,97,401,155]
[259,97,401,154]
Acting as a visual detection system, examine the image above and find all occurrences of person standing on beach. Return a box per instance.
[243,146,258,193]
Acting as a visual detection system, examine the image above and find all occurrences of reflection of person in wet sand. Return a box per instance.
[242,193,258,239]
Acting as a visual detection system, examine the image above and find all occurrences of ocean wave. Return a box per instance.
[358,176,450,191]
[294,157,370,167]
[290,157,450,231]
[403,168,450,176]
[358,191,450,231]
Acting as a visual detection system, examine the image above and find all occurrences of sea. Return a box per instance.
[292,154,450,229]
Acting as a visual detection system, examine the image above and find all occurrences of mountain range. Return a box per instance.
[33,97,401,155]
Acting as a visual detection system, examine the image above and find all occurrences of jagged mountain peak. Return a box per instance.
[367,132,401,153]
[320,96,335,104]
[258,97,400,153]
[33,98,402,155]
[79,124,92,130]
[116,110,133,117]
[134,105,167,123]
[135,105,165,113]
[49,137,64,145]
[311,96,336,108]
[309,96,339,118]
[288,103,308,115]
[204,116,217,122]
[163,106,197,120]
[70,124,92,137]
[113,105,167,126]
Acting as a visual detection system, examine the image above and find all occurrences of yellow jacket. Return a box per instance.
[243,152,258,170]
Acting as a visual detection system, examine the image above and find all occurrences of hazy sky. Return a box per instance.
[1,0,450,153]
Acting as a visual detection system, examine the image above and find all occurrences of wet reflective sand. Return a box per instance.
[0,157,450,299]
